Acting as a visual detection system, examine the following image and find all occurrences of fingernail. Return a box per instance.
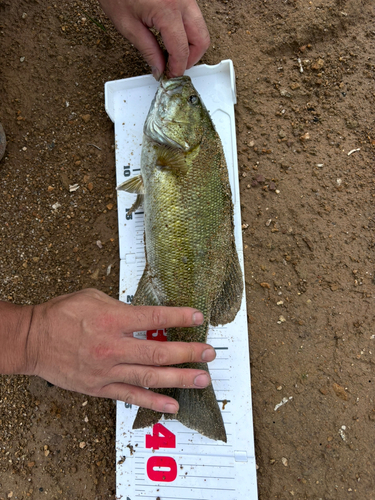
[163,403,177,414]
[202,348,216,362]
[151,66,162,81]
[192,311,204,325]
[194,373,210,388]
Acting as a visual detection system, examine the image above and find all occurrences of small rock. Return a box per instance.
[87,182,94,191]
[91,269,100,280]
[282,457,288,467]
[346,119,359,130]
[47,185,54,192]
[82,114,91,123]
[290,82,300,90]
[79,441,86,449]
[269,181,276,191]
[60,172,71,190]
[278,130,286,139]
[260,282,270,289]
[333,382,348,400]
[300,132,310,141]
[106,203,114,210]
[256,174,265,183]
[279,88,292,98]
[311,58,324,70]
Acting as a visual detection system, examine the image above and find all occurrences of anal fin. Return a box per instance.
[132,266,162,306]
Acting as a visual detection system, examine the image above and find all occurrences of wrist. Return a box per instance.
[0,301,35,375]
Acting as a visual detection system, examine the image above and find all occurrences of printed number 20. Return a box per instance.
[146,424,177,483]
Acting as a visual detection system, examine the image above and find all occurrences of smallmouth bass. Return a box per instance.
[118,75,243,442]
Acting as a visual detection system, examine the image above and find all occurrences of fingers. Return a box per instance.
[120,21,167,80]
[152,1,210,77]
[98,0,210,78]
[154,10,190,78]
[183,6,210,70]
[122,304,204,333]
[97,383,180,413]
[115,337,215,366]
[109,363,211,390]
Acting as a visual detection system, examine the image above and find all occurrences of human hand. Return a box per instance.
[98,0,210,78]
[23,289,215,413]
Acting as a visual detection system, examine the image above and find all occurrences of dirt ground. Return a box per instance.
[1,0,375,498]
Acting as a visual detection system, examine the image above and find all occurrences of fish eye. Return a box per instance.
[188,95,199,105]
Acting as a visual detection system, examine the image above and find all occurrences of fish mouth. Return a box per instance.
[160,75,189,94]
[144,76,192,151]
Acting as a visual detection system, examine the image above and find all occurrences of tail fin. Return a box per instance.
[132,364,227,442]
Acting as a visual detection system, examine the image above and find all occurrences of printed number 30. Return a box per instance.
[146,423,177,482]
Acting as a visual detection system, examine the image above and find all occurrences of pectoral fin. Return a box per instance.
[117,174,144,194]
[117,175,144,215]
[156,145,188,174]
[210,245,243,326]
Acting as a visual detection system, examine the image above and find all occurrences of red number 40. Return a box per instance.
[146,423,177,482]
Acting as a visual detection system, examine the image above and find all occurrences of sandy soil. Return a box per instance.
[1,0,375,498]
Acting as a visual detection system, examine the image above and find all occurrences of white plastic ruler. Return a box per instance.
[105,60,258,500]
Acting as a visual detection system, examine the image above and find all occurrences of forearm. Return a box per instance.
[0,301,34,374]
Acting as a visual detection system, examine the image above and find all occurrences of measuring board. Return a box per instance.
[105,60,258,500]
